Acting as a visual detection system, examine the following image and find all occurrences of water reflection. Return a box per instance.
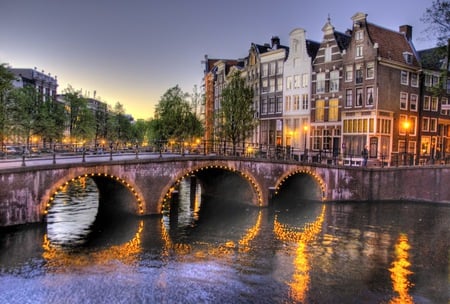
[46,177,99,246]
[389,233,414,304]
[273,204,326,302]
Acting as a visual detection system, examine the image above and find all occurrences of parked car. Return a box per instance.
[4,146,21,155]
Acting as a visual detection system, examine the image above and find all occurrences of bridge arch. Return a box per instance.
[273,168,327,201]
[159,163,264,210]
[43,172,146,218]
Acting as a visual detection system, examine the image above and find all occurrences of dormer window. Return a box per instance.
[403,52,413,64]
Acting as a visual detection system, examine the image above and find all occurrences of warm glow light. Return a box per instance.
[403,120,410,131]
[303,125,308,132]
[389,233,414,304]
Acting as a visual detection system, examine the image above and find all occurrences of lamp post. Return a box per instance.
[303,125,309,161]
[403,120,410,165]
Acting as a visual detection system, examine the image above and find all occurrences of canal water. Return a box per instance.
[0,176,449,304]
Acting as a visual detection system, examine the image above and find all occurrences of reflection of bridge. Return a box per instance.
[0,155,449,226]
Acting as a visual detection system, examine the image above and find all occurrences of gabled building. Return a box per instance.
[258,37,288,147]
[341,12,421,166]
[418,44,450,163]
[310,18,350,162]
[10,68,58,102]
[283,28,320,159]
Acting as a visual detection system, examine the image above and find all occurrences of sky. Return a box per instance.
[0,0,437,120]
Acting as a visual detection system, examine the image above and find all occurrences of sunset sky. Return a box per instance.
[0,0,436,120]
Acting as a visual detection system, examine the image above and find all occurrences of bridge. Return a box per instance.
[0,154,449,226]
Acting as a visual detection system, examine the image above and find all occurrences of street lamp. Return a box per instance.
[303,125,309,161]
[403,120,410,165]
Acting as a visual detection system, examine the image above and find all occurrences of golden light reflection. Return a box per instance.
[273,205,326,302]
[42,220,144,270]
[389,233,414,304]
[160,210,263,258]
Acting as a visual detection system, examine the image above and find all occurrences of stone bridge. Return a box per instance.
[0,156,449,226]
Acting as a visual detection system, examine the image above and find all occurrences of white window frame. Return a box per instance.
[400,92,408,110]
[400,70,409,85]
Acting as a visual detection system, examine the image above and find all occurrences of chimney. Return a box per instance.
[399,25,412,41]
[271,36,280,49]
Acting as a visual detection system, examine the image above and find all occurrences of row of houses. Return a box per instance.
[203,12,450,166]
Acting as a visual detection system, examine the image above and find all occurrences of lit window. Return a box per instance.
[302,94,308,110]
[431,97,438,111]
[423,96,430,110]
[422,117,429,131]
[294,75,301,88]
[285,96,291,111]
[315,100,324,121]
[329,99,339,121]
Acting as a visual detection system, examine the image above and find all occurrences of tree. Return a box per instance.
[219,71,256,155]
[0,64,15,148]
[421,0,450,46]
[63,86,95,145]
[151,85,203,143]
[107,102,133,146]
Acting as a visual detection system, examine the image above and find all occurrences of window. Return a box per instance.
[269,97,275,113]
[276,96,283,113]
[329,99,339,121]
[400,92,408,109]
[356,88,363,106]
[345,65,353,82]
[401,71,409,85]
[346,89,353,107]
[423,96,430,110]
[325,46,332,62]
[269,79,275,92]
[422,117,429,131]
[286,76,292,90]
[441,97,449,115]
[302,73,309,88]
[403,52,413,64]
[270,62,276,75]
[355,30,364,41]
[411,73,418,87]
[285,96,291,111]
[277,60,283,74]
[316,73,325,93]
[410,94,418,111]
[366,87,374,105]
[294,75,301,88]
[424,74,432,87]
[432,75,440,87]
[356,45,363,58]
[430,118,437,132]
[262,64,268,76]
[431,97,438,111]
[302,94,308,110]
[277,77,283,92]
[366,62,374,79]
[315,100,324,121]
[261,98,267,114]
[293,95,300,110]
[262,79,268,93]
[355,64,363,84]
[330,70,339,92]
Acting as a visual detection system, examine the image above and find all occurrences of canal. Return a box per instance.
[0,176,448,303]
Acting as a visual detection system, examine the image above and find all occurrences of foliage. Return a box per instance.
[151,85,203,142]
[421,0,450,47]
[219,71,256,155]
[63,86,95,143]
[107,102,133,145]
[0,65,15,147]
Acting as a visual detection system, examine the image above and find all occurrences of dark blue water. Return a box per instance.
[0,177,448,304]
